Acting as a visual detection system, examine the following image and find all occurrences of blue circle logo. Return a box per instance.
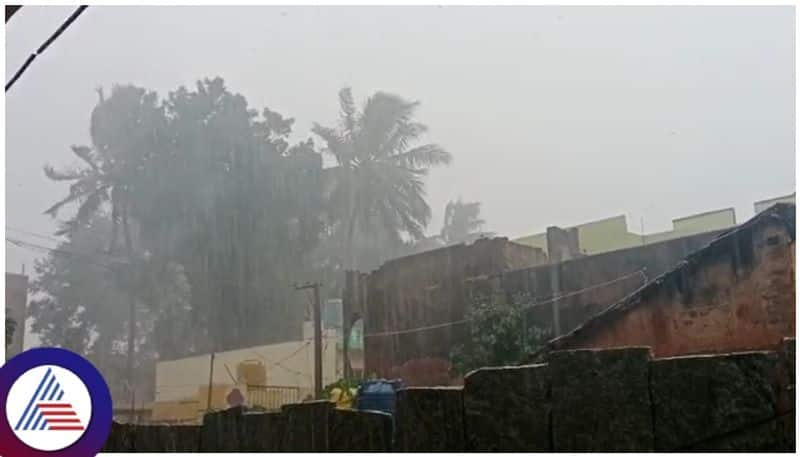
[0,348,112,456]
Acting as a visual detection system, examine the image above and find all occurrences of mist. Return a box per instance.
[7,6,794,273]
[3,5,795,427]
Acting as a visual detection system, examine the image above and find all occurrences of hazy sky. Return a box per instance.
[5,5,795,272]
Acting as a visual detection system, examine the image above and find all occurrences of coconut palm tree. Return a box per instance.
[42,84,165,418]
[440,199,492,245]
[43,85,165,255]
[313,88,452,270]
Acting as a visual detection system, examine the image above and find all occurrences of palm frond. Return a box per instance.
[390,144,452,168]
[70,145,100,172]
[312,123,353,165]
[379,122,427,158]
[338,87,357,139]
[43,165,84,182]
[357,92,420,158]
[72,188,110,233]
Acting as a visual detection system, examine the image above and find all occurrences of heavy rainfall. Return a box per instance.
[4,5,796,452]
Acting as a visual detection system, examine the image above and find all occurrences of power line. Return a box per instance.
[363,269,647,338]
[5,236,121,271]
[7,226,67,245]
[6,5,89,92]
[6,6,22,23]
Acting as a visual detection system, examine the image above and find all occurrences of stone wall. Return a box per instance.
[104,344,795,452]
[549,203,795,358]
[347,237,547,382]
[349,227,724,384]
[501,227,725,339]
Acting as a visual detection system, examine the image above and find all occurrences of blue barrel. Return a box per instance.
[356,379,403,415]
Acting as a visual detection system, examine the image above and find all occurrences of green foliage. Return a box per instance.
[406,199,494,255]
[450,293,553,375]
[313,87,452,273]
[37,80,456,405]
[41,78,325,355]
[5,312,16,348]
[441,199,493,245]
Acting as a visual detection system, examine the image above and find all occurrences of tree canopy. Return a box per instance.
[33,79,460,404]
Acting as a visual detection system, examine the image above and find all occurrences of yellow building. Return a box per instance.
[754,193,795,214]
[151,322,342,424]
[514,207,737,256]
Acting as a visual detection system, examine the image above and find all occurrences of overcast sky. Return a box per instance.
[5,5,795,273]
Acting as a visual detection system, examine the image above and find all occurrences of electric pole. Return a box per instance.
[206,352,216,411]
[295,282,323,399]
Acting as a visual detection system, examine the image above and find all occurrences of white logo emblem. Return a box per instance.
[5,365,93,451]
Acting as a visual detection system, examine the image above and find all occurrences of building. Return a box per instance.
[352,217,733,385]
[151,322,342,424]
[343,237,547,384]
[755,192,795,214]
[546,203,795,358]
[5,273,28,361]
[514,207,737,256]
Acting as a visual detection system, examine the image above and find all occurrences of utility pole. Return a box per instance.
[206,352,216,411]
[295,282,323,399]
[126,291,136,423]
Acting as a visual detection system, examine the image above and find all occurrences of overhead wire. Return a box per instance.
[363,269,648,338]
[6,6,89,91]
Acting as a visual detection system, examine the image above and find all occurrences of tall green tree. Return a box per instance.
[42,85,167,406]
[313,88,452,271]
[131,78,324,351]
[440,199,493,246]
[39,78,326,402]
[29,216,137,402]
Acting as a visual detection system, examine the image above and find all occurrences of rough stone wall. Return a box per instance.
[104,344,795,452]
[104,403,393,452]
[550,203,795,358]
[351,226,724,383]
[546,226,582,262]
[354,237,546,381]
[502,228,724,339]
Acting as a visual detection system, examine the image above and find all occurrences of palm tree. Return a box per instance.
[440,199,492,245]
[43,84,165,417]
[43,85,164,254]
[313,88,452,269]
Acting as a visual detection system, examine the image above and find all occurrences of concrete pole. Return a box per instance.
[295,282,323,399]
[550,264,562,337]
[206,352,215,411]
[313,284,323,400]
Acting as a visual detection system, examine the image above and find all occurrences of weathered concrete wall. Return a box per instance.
[460,345,794,451]
[104,344,795,452]
[105,402,393,452]
[503,227,725,339]
[395,387,465,451]
[550,203,795,358]
[351,237,546,382]
[353,230,721,383]
[549,347,653,450]
[463,363,550,450]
